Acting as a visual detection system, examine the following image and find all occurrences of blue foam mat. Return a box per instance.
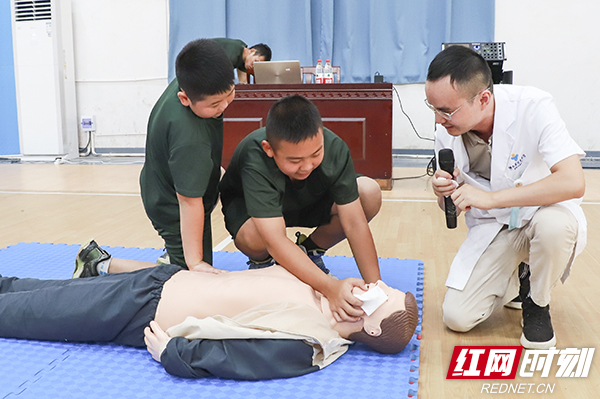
[0,243,423,399]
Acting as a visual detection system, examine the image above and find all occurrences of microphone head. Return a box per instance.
[438,149,455,174]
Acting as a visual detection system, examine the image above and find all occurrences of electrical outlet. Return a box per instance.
[80,115,96,132]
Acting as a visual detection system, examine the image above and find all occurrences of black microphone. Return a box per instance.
[438,149,457,229]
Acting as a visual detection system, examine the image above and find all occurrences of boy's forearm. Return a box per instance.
[254,217,333,293]
[178,194,205,267]
[338,202,381,283]
[345,222,380,283]
[269,237,333,291]
[266,240,344,312]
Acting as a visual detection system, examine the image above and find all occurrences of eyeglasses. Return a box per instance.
[424,87,490,121]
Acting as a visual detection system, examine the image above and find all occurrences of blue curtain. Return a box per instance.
[168,0,494,83]
[0,0,20,155]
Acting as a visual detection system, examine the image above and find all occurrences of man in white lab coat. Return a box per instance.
[427,46,586,349]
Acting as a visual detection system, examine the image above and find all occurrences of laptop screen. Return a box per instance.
[253,61,302,84]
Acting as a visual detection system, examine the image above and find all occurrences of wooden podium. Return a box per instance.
[223,83,393,189]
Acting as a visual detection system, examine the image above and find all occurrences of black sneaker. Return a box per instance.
[247,256,276,269]
[156,252,170,265]
[72,240,111,278]
[520,296,556,349]
[505,262,530,310]
[295,232,331,275]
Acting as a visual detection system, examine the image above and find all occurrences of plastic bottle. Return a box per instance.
[323,59,333,84]
[315,59,323,84]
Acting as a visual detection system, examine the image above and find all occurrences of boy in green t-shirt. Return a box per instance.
[72,39,236,279]
[211,38,272,84]
[219,95,383,321]
[139,39,235,272]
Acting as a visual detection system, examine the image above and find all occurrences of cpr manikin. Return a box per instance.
[0,263,418,380]
[153,265,418,357]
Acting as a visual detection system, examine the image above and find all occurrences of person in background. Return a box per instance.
[212,38,272,83]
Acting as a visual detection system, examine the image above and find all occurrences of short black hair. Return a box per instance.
[427,46,493,96]
[265,95,323,149]
[250,43,272,61]
[175,39,235,103]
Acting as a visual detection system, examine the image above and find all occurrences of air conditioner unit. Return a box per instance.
[11,0,78,157]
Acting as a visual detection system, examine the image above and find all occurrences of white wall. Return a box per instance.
[65,0,598,153]
[71,0,168,149]
[495,0,599,151]
[392,0,600,153]
[392,83,435,150]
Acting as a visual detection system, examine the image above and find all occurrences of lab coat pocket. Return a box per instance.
[504,154,550,188]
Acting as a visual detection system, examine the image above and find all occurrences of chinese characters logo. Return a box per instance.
[447,346,594,379]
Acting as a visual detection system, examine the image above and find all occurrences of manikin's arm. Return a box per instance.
[252,216,366,322]
[336,199,381,283]
[449,154,585,211]
[162,337,317,380]
[145,321,317,379]
[177,194,223,273]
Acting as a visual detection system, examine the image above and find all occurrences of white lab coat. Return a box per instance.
[435,85,587,291]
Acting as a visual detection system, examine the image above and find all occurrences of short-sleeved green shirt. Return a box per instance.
[211,38,247,72]
[140,78,223,235]
[219,127,359,237]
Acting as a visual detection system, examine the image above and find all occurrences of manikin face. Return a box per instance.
[424,76,488,136]
[357,281,406,337]
[261,129,325,181]
[333,281,406,338]
[178,85,236,119]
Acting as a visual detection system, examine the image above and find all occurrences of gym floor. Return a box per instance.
[1,161,599,398]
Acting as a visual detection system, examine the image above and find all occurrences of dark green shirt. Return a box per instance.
[212,38,247,72]
[220,127,359,220]
[140,79,223,232]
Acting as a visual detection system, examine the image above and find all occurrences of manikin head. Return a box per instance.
[341,281,419,354]
[261,95,325,181]
[175,39,236,118]
[424,46,494,136]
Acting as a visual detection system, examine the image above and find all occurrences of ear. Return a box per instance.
[362,319,382,337]
[479,89,493,109]
[177,90,191,107]
[261,140,275,158]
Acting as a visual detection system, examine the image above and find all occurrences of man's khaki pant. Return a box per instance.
[443,205,578,332]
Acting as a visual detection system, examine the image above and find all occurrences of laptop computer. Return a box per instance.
[253,60,302,84]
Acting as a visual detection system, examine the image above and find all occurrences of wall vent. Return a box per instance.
[14,0,51,22]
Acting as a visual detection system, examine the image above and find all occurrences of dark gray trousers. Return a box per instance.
[0,264,182,347]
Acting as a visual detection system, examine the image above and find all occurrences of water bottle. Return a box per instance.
[323,59,333,84]
[315,59,323,84]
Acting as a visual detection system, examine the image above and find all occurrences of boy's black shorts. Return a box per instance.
[222,197,334,239]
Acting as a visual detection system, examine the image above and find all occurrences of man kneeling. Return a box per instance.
[0,261,418,380]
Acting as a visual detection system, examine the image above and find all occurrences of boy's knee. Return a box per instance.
[357,176,382,220]
[234,220,268,257]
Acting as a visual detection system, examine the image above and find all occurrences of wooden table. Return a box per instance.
[223,83,393,189]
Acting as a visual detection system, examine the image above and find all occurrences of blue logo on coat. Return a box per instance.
[508,153,526,170]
